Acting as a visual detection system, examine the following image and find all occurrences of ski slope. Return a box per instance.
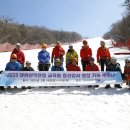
[0,37,130,130]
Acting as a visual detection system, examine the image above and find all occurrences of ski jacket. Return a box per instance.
[51,45,65,59]
[80,46,92,61]
[67,64,81,71]
[11,48,25,64]
[124,65,130,75]
[124,65,130,80]
[97,47,111,61]
[38,50,50,64]
[5,61,22,71]
[22,67,34,71]
[106,62,121,72]
[85,64,99,71]
[66,49,78,64]
[51,66,64,71]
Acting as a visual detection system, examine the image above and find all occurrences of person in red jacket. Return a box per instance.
[85,57,99,71]
[85,57,100,88]
[97,41,111,71]
[51,41,65,66]
[80,40,92,71]
[66,58,81,71]
[11,43,25,68]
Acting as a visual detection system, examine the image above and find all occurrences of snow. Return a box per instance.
[0,37,130,130]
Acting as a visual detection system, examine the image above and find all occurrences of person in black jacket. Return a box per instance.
[22,61,34,89]
[105,57,122,89]
[22,61,34,71]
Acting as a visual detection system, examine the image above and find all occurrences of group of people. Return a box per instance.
[0,40,130,91]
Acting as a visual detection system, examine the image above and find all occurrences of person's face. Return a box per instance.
[16,45,21,51]
[11,58,17,62]
[100,43,105,47]
[26,63,31,68]
[55,62,60,66]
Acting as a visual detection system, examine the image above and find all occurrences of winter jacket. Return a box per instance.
[106,62,121,72]
[97,47,111,61]
[124,65,130,80]
[85,64,99,71]
[66,49,78,65]
[22,67,34,71]
[11,48,25,64]
[67,64,81,71]
[51,66,64,71]
[38,50,50,64]
[5,61,22,71]
[52,45,65,59]
[80,46,92,61]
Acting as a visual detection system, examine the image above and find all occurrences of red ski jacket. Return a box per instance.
[11,48,25,64]
[67,64,81,71]
[80,46,92,61]
[52,45,65,58]
[97,47,111,61]
[85,64,99,71]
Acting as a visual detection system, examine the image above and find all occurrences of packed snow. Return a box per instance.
[0,37,130,130]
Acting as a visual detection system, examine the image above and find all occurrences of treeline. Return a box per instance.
[103,0,130,42]
[0,17,82,45]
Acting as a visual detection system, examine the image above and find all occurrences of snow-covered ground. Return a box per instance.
[0,37,130,130]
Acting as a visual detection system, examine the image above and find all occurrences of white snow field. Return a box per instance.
[0,37,130,130]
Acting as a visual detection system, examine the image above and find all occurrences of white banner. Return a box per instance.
[0,71,122,86]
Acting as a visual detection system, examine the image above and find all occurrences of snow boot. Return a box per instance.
[114,84,122,89]
[105,84,111,89]
[0,86,5,91]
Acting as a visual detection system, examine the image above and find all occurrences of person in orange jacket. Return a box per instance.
[66,58,81,71]
[123,59,130,90]
[96,41,111,71]
[51,41,65,66]
[80,40,92,71]
[85,57,99,88]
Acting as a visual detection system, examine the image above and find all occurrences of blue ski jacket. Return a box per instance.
[5,61,22,71]
[38,50,50,64]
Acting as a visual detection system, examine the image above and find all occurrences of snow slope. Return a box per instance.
[0,37,130,130]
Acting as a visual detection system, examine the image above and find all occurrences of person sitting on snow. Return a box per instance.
[51,58,64,71]
[5,54,22,71]
[105,57,122,89]
[66,44,78,66]
[123,59,130,90]
[38,43,50,71]
[85,57,100,88]
[66,58,81,71]
[22,61,35,71]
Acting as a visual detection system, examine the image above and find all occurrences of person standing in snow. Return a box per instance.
[51,58,64,71]
[105,57,122,89]
[123,59,130,90]
[85,57,100,88]
[11,43,25,68]
[38,43,50,71]
[80,40,92,71]
[97,41,111,71]
[66,44,78,67]
[66,58,81,71]
[51,41,65,66]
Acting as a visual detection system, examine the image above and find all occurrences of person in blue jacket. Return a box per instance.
[38,43,50,71]
[51,58,64,71]
[5,54,22,71]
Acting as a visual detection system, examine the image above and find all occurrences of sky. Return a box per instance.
[0,0,125,38]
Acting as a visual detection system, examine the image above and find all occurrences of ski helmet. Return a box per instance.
[89,57,94,61]
[11,54,17,59]
[41,43,47,49]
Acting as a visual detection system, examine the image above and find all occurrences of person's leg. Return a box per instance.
[100,59,105,71]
